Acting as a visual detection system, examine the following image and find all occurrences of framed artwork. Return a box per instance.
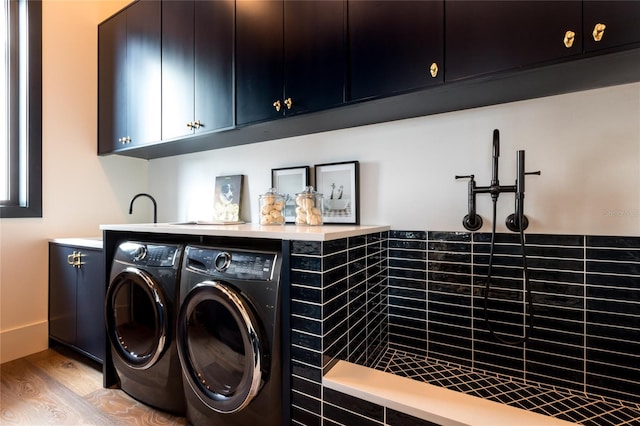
[271,166,310,223]
[213,175,244,222]
[314,161,359,224]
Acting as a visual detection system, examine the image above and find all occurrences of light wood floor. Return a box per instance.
[0,346,187,425]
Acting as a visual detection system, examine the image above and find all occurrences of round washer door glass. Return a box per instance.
[105,267,168,369]
[178,281,263,413]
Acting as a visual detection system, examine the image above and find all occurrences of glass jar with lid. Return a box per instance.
[295,186,323,225]
[259,188,285,225]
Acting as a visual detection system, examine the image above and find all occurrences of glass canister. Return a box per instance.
[295,186,323,225]
[259,188,286,225]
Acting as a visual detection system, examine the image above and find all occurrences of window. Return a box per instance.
[1,0,41,218]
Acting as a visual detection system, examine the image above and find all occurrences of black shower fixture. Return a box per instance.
[455,129,540,232]
[456,129,541,346]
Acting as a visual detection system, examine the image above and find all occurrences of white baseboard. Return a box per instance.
[0,321,49,364]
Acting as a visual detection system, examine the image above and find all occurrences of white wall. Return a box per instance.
[150,83,640,236]
[0,0,147,363]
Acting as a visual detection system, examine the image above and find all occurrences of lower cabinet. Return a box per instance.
[49,243,105,363]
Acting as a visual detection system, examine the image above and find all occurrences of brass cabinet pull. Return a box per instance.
[187,120,202,130]
[273,100,281,112]
[592,23,606,42]
[429,62,438,78]
[563,30,576,48]
[284,97,293,110]
[67,251,86,268]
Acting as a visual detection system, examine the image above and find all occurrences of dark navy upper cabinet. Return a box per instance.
[98,10,126,155]
[583,1,640,53]
[98,0,161,154]
[161,0,234,141]
[283,0,345,116]
[348,1,444,101]
[445,1,582,82]
[97,0,640,159]
[236,0,345,126]
[236,0,283,125]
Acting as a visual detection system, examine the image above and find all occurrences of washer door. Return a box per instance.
[177,281,263,414]
[105,267,168,369]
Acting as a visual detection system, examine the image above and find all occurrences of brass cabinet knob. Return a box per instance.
[563,30,576,48]
[592,23,606,42]
[429,62,438,78]
[273,100,281,112]
[186,122,193,129]
[284,97,293,110]
[119,136,131,144]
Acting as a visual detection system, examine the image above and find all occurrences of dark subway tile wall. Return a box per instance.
[388,231,640,405]
[289,232,389,425]
[289,231,639,425]
[585,236,640,403]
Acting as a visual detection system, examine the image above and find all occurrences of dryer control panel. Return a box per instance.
[185,246,277,281]
[114,242,180,268]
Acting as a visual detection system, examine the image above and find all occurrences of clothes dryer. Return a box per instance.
[177,244,285,426]
[105,241,186,414]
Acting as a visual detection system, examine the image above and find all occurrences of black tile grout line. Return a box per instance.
[373,347,640,426]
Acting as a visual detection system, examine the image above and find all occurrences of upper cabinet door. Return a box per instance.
[236,0,284,126]
[283,0,345,115]
[98,10,127,154]
[162,1,195,140]
[162,0,234,141]
[98,0,161,153]
[194,0,234,132]
[126,0,161,147]
[445,1,582,82]
[348,0,444,101]
[583,1,640,52]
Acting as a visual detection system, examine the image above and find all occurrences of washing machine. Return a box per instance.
[177,244,285,426]
[104,241,186,414]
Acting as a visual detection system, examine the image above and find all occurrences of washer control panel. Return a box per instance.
[115,242,180,268]
[185,246,277,281]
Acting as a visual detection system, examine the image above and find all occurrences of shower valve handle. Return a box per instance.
[455,175,483,231]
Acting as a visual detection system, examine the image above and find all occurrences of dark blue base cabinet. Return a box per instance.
[48,242,105,363]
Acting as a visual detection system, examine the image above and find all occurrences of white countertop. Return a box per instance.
[99,223,389,242]
[50,237,103,249]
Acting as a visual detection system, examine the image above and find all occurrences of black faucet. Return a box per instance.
[129,193,157,224]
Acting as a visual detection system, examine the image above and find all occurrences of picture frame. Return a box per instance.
[271,166,310,223]
[314,161,359,224]
[213,175,244,222]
